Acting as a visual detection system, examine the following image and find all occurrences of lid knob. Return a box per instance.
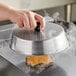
[35,22,40,32]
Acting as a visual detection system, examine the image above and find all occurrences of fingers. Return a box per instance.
[23,13,30,30]
[25,12,45,30]
[27,12,36,30]
[16,18,23,28]
[22,11,36,30]
[16,10,45,30]
[35,13,45,30]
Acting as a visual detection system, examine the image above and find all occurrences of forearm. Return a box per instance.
[0,3,16,21]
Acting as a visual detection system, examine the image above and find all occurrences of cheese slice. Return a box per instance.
[26,55,53,67]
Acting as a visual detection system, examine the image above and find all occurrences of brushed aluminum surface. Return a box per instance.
[0,23,76,76]
[10,23,68,55]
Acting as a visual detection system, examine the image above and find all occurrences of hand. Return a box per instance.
[9,9,45,30]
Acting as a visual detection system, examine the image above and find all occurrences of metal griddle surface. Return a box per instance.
[0,23,76,76]
[0,45,76,76]
[0,56,26,76]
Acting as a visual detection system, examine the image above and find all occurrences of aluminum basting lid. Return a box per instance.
[10,23,68,55]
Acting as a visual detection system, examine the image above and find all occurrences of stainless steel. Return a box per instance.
[0,24,17,40]
[0,23,76,76]
[1,47,76,76]
[10,23,68,55]
[0,56,26,76]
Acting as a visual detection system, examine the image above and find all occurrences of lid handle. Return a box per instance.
[35,22,40,32]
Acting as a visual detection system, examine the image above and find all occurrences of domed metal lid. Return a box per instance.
[10,23,68,55]
[13,23,63,42]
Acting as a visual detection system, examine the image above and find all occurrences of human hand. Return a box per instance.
[9,9,45,30]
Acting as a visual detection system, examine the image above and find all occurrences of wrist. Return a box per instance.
[7,8,17,21]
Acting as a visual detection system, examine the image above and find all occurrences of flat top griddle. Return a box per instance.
[0,23,76,76]
[0,46,76,76]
